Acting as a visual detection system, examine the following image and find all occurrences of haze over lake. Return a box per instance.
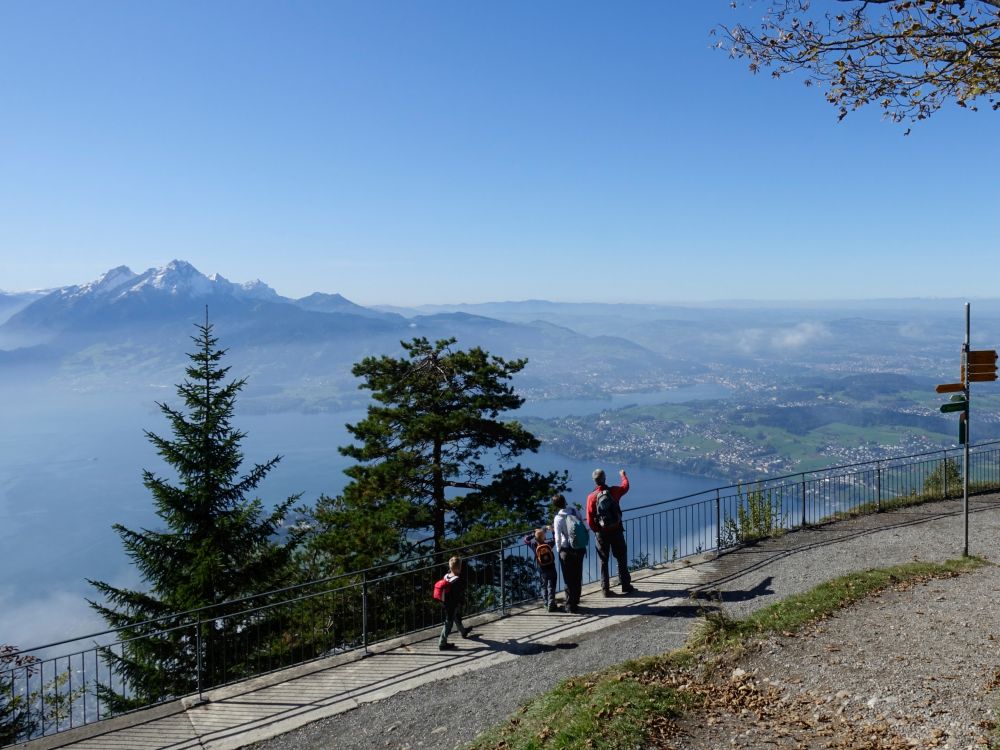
[4,262,998,651]
[0,384,725,648]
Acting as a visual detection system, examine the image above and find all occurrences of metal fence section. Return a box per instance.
[5,440,1000,747]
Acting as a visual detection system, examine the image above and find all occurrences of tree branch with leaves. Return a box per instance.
[721,0,1000,125]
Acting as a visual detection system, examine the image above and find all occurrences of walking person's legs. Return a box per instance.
[438,604,457,649]
[570,551,584,610]
[559,552,573,608]
[537,571,550,607]
[454,605,470,637]
[595,532,612,593]
[611,528,634,591]
[560,551,582,611]
[543,568,559,611]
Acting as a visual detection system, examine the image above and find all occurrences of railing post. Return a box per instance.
[942,450,948,499]
[715,489,721,554]
[801,474,807,528]
[195,614,205,705]
[499,543,506,616]
[362,572,369,655]
[876,461,882,512]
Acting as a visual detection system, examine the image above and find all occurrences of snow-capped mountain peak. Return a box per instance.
[1,260,399,337]
[131,260,214,296]
[72,265,139,299]
[235,279,280,301]
[49,260,280,304]
[206,272,279,301]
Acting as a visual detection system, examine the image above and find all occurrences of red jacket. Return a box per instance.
[586,475,629,532]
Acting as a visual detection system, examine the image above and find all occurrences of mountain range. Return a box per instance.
[0,261,690,409]
[4,260,996,412]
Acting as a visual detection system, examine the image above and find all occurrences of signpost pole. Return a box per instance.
[935,308,996,556]
[963,303,970,557]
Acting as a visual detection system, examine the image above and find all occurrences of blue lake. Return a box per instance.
[0,386,725,646]
[514,383,732,419]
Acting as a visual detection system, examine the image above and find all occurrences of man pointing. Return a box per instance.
[586,468,635,596]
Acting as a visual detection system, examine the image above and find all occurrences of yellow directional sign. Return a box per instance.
[961,349,998,381]
[936,383,965,393]
[961,365,998,382]
[967,349,998,365]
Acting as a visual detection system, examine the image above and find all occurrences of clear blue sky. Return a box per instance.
[1,2,997,305]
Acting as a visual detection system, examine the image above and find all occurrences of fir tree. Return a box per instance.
[88,317,300,712]
[302,337,567,575]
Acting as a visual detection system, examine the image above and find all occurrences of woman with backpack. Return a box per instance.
[552,493,587,613]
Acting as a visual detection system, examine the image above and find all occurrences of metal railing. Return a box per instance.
[4,440,1000,746]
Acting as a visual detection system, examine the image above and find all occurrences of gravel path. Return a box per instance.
[700,563,1000,749]
[249,496,1000,750]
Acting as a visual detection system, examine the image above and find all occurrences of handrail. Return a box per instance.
[626,439,1000,513]
[10,438,997,660]
[6,438,1000,747]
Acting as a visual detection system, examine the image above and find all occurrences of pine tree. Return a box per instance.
[88,317,300,712]
[302,337,567,575]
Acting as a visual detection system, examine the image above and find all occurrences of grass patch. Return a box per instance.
[689,557,986,652]
[818,481,1000,523]
[466,660,694,750]
[468,557,987,750]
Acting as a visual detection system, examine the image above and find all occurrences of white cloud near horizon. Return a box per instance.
[735,322,831,354]
[771,322,830,349]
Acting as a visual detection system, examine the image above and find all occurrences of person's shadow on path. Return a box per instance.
[577,576,775,618]
[467,636,579,656]
[693,575,774,603]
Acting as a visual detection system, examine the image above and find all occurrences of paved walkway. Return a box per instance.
[19,494,1000,750]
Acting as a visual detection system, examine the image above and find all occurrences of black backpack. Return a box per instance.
[595,488,621,529]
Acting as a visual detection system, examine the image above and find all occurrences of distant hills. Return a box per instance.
[0,261,690,408]
[0,289,47,326]
[4,260,999,413]
[6,261,1000,486]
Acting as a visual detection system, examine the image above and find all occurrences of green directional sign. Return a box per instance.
[941,398,968,413]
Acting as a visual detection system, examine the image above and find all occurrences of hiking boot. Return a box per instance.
[621,584,636,595]
[547,604,563,613]
[461,628,473,638]
[439,642,458,651]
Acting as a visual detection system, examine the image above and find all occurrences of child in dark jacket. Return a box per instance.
[523,527,561,612]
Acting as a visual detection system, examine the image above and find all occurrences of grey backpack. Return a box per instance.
[566,512,589,550]
[595,488,621,529]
